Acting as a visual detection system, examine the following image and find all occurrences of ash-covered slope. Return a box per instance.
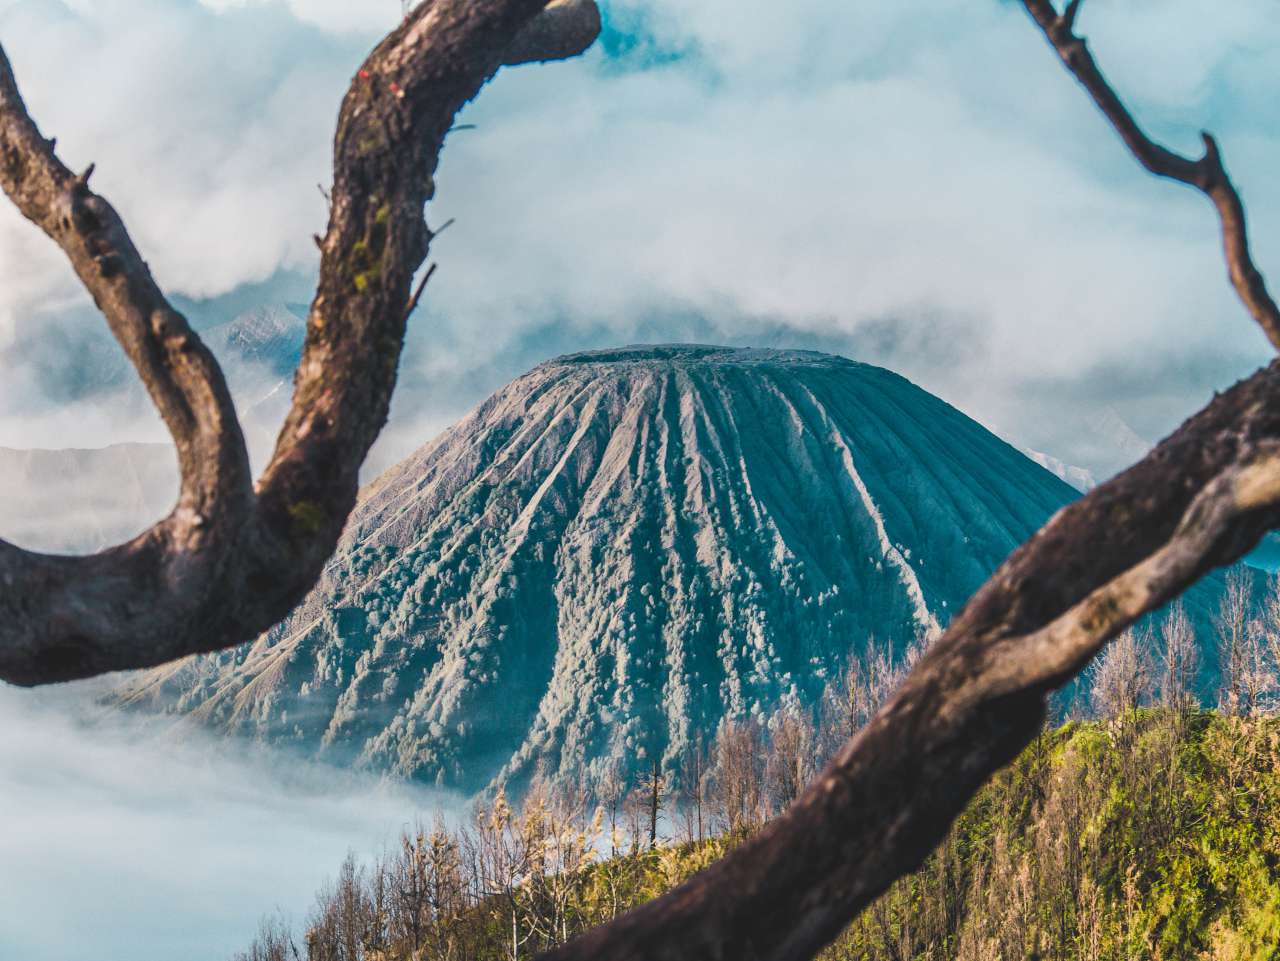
[117,346,1091,791]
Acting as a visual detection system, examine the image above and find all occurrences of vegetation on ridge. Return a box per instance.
[235,570,1280,960]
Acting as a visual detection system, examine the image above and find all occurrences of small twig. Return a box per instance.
[1060,0,1082,33]
[404,262,437,320]
[1022,0,1280,352]
[401,221,451,319]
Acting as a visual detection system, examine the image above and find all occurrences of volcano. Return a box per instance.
[117,346,1156,791]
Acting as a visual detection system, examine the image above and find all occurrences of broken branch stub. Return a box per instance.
[0,0,601,686]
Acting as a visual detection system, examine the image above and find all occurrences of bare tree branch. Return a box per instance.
[1022,0,1280,352]
[504,0,602,66]
[529,3,1280,959]
[535,366,1280,961]
[0,48,251,516]
[0,0,600,686]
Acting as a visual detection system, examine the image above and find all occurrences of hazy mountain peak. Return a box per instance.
[1022,448,1097,492]
[203,304,306,378]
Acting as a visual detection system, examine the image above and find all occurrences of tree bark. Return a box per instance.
[535,364,1280,960]
[0,0,600,685]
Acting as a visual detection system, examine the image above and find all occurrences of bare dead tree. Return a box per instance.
[1261,573,1280,682]
[708,719,766,837]
[1215,566,1254,713]
[0,0,602,686]
[4,1,1280,960]
[676,733,710,844]
[1236,616,1275,717]
[1157,600,1199,716]
[1085,627,1151,721]
[643,753,666,849]
[232,913,300,961]
[765,705,816,813]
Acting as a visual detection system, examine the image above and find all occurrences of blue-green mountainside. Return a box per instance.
[116,346,1245,791]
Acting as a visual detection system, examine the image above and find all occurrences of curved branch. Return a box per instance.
[0,0,601,686]
[534,5,1280,957]
[538,363,1280,960]
[0,43,253,683]
[1022,0,1280,352]
[504,0,602,66]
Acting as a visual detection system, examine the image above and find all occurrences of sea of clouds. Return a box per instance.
[0,682,456,960]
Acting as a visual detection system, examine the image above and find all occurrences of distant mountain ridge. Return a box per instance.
[119,344,1209,793]
[1022,448,1096,492]
[0,443,176,555]
[202,304,307,462]
[0,306,307,555]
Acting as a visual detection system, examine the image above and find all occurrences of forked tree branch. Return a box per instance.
[0,0,600,686]
[1022,0,1280,352]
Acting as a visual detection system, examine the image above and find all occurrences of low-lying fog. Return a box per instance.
[0,682,455,961]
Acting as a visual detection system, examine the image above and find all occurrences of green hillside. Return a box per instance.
[234,706,1280,961]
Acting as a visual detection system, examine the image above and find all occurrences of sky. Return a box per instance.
[1,0,1278,480]
[2,0,1280,956]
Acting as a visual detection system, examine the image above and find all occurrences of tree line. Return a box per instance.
[233,568,1280,961]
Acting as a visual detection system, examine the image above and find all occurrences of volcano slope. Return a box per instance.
[116,346,1227,792]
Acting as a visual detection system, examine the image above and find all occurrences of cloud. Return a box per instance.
[0,682,455,961]
[3,0,1280,478]
[405,0,1280,474]
[199,0,405,34]
[0,0,369,302]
